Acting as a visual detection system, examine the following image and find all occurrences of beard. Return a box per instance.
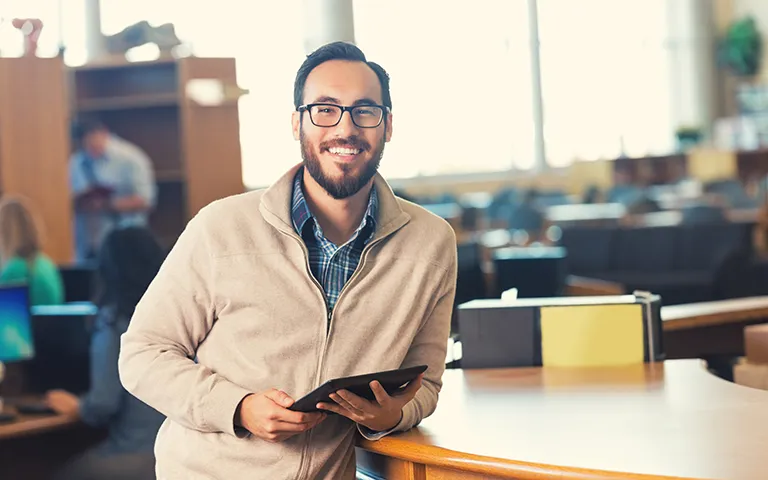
[300,126,385,200]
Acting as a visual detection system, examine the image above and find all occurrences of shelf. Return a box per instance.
[76,93,179,112]
[71,56,178,72]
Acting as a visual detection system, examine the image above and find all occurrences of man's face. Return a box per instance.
[292,60,393,199]
[83,129,109,158]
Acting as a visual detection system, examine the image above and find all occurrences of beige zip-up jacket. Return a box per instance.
[118,165,458,479]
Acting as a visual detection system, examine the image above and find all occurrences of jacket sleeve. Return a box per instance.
[361,229,458,439]
[118,209,251,437]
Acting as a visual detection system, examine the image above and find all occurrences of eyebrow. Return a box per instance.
[312,95,340,104]
[310,96,381,106]
[352,98,380,106]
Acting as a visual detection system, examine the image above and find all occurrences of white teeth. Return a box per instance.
[328,147,360,155]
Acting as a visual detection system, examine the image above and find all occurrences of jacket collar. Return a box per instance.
[259,164,410,240]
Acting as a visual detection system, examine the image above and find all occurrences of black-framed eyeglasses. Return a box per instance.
[297,103,390,128]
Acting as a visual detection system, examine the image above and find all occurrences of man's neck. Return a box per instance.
[301,169,372,246]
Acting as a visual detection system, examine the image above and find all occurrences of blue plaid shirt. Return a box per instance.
[291,169,378,313]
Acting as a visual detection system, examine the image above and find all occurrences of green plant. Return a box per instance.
[718,16,763,77]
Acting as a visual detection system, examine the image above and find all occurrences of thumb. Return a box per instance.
[264,389,295,408]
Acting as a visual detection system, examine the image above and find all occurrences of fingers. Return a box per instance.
[260,390,324,425]
[332,390,370,415]
[263,388,295,408]
[266,416,326,435]
[316,402,349,418]
[269,405,324,425]
[370,381,390,406]
[259,411,327,443]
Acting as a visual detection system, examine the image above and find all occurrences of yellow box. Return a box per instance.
[540,304,644,367]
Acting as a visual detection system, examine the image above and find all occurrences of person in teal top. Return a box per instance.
[0,196,64,305]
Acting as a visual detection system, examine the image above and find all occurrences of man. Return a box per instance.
[118,42,457,479]
[69,120,156,261]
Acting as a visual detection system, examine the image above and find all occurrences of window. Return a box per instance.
[0,0,87,64]
[354,0,536,178]
[355,0,706,176]
[537,0,677,167]
[6,1,708,185]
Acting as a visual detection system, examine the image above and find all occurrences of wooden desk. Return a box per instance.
[0,405,103,480]
[0,410,79,440]
[357,360,768,480]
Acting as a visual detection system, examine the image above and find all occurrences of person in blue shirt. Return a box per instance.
[69,119,157,262]
[46,226,167,480]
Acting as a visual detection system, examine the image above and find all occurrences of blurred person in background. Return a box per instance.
[70,119,157,262]
[47,226,166,480]
[0,196,64,305]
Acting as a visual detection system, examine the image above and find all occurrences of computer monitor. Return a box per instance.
[0,284,34,363]
[25,304,95,394]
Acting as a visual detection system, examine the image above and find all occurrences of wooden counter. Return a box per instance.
[662,296,768,331]
[662,297,768,359]
[357,360,768,480]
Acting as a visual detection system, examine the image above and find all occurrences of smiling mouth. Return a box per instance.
[326,146,362,156]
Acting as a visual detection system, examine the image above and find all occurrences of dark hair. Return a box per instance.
[294,41,392,110]
[71,117,107,146]
[96,226,166,319]
[523,188,539,204]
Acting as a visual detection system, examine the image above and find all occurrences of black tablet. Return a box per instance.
[289,365,428,413]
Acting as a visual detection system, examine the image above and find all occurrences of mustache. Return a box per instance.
[320,137,370,152]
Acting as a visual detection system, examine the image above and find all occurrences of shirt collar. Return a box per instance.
[291,167,378,237]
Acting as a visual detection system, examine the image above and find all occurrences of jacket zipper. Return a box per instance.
[287,236,328,480]
[295,235,384,480]
[279,222,402,480]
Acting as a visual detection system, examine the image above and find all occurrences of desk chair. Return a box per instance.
[58,264,97,303]
[454,242,488,333]
[680,204,728,224]
[492,246,567,298]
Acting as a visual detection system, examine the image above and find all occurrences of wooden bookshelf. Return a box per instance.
[69,57,245,248]
[0,57,74,263]
[76,92,180,112]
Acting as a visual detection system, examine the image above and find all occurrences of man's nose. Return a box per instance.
[334,109,359,136]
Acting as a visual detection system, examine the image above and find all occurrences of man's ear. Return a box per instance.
[292,111,301,140]
[385,112,393,142]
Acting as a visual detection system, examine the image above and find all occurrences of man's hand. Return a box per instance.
[45,390,80,416]
[235,389,326,443]
[317,374,423,432]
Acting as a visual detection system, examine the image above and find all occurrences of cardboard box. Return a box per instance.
[745,324,768,365]
[734,359,768,391]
